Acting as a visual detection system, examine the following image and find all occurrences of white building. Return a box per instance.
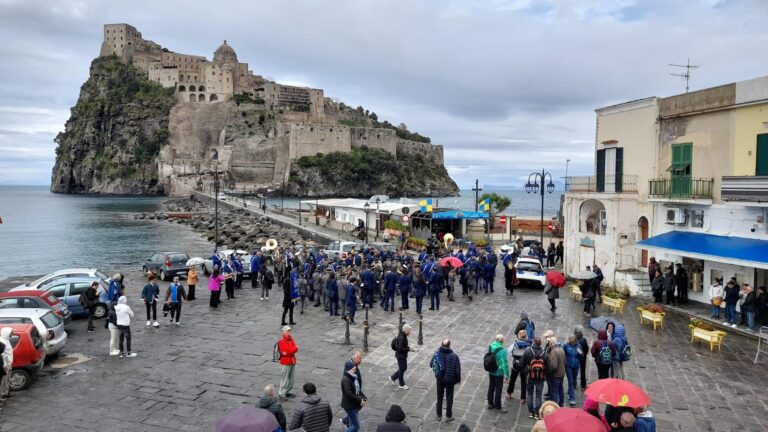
[564,77,768,303]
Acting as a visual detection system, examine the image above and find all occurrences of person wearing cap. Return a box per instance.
[250,251,262,289]
[381,269,398,312]
[341,357,367,432]
[398,268,412,311]
[360,265,376,310]
[164,276,187,325]
[345,277,360,324]
[277,326,299,400]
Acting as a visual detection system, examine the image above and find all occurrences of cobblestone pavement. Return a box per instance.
[1,268,767,432]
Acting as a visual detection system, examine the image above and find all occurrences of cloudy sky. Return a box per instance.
[1,0,767,189]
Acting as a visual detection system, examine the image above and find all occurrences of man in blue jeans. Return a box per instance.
[522,337,546,419]
[546,337,566,406]
[340,357,366,432]
[741,284,757,330]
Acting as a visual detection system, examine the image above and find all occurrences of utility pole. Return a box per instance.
[213,164,220,251]
[472,179,482,212]
[669,58,703,93]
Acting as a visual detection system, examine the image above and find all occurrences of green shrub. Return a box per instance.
[384,219,405,231]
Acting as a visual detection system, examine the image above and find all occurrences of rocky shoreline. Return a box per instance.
[134,197,310,251]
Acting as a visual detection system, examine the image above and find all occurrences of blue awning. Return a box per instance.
[636,231,768,269]
[431,210,489,220]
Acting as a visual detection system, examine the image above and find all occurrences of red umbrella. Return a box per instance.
[546,271,566,288]
[585,378,651,408]
[544,408,605,432]
[439,256,463,268]
[544,407,607,432]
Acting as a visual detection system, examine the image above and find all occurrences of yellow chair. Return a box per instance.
[569,285,582,302]
[602,296,626,314]
[690,327,726,352]
[637,307,665,330]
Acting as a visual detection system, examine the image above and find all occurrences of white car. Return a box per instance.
[323,241,362,260]
[0,308,67,356]
[515,258,547,288]
[203,249,252,276]
[12,268,110,292]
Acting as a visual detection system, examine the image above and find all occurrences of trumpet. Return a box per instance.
[443,233,454,250]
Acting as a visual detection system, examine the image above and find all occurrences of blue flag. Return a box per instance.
[290,270,300,302]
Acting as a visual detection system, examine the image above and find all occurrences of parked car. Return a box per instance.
[4,323,45,391]
[0,290,72,324]
[38,277,109,319]
[11,268,109,292]
[365,242,398,253]
[202,249,252,276]
[515,257,546,288]
[0,309,67,356]
[323,241,362,260]
[142,252,190,281]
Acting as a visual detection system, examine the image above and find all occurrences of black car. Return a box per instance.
[142,252,190,281]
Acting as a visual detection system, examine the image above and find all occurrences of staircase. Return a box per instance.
[615,269,652,296]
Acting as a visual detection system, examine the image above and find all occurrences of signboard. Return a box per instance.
[499,216,507,225]
[402,215,410,223]
[548,223,554,231]
[579,236,595,248]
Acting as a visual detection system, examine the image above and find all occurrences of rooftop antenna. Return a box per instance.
[669,58,703,93]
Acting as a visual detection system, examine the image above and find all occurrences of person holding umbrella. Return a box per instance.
[545,280,559,312]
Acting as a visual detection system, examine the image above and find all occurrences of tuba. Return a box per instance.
[265,238,278,251]
[443,233,454,250]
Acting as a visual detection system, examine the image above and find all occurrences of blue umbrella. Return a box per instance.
[589,316,622,333]
[215,407,279,432]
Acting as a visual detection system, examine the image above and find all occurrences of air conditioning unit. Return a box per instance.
[599,210,607,226]
[666,208,686,225]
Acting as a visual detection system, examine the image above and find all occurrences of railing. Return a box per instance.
[722,176,768,202]
[648,177,714,199]
[566,175,638,193]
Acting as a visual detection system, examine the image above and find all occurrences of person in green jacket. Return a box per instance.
[486,334,509,412]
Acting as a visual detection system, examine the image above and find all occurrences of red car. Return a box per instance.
[0,290,72,324]
[4,323,46,391]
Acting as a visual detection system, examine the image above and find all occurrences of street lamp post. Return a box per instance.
[374,198,381,241]
[213,165,220,250]
[525,169,555,246]
[298,200,302,226]
[363,202,371,243]
[315,198,319,225]
[565,159,571,192]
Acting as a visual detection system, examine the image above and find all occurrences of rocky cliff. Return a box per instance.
[51,55,176,194]
[288,146,459,197]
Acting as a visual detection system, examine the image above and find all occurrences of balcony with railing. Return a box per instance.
[565,174,638,193]
[721,176,768,203]
[648,177,714,200]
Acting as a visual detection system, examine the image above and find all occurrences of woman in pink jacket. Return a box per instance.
[209,267,224,308]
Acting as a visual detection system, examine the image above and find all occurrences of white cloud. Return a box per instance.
[0,0,767,189]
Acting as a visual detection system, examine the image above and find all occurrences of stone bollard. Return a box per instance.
[363,308,369,353]
[344,314,351,345]
[418,314,424,345]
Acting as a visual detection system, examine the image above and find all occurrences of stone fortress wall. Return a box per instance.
[102,24,446,195]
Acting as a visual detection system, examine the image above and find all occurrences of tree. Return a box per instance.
[479,192,511,229]
[369,111,378,121]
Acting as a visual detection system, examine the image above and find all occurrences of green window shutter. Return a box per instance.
[757,134,768,176]
[615,147,624,192]
[596,149,605,192]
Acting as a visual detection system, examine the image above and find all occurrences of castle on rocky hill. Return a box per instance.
[97,24,450,196]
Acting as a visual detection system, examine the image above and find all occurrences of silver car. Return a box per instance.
[0,308,67,356]
[12,268,109,292]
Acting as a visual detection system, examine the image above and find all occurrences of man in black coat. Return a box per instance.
[675,263,689,306]
[341,360,367,430]
[435,338,461,422]
[390,324,413,389]
[281,277,296,326]
[663,266,677,306]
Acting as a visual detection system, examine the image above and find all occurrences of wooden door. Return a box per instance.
[671,143,692,197]
[638,217,649,267]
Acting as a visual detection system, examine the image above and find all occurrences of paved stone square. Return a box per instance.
[1,267,767,432]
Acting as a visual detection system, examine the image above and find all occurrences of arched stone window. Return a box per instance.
[579,199,606,235]
[198,94,206,102]
[189,85,197,92]
[210,94,219,102]
[189,94,197,102]
[178,85,186,92]
[198,85,206,92]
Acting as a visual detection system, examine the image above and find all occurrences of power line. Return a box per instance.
[669,58,703,93]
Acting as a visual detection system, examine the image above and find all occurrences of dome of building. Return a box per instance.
[213,40,237,64]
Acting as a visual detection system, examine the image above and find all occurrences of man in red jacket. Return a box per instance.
[278,326,299,400]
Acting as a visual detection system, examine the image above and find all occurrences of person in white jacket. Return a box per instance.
[710,278,724,320]
[0,327,13,399]
[114,296,137,358]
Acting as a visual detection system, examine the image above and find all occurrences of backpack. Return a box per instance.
[528,349,546,381]
[483,347,502,372]
[78,292,87,307]
[272,342,281,362]
[430,351,444,377]
[391,337,399,351]
[620,340,632,361]
[525,320,535,341]
[598,341,613,365]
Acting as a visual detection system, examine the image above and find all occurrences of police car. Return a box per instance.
[515,257,546,288]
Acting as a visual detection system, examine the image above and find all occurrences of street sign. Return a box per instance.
[499,216,506,225]
[402,215,410,223]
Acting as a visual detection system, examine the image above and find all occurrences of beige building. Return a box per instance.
[565,76,768,302]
